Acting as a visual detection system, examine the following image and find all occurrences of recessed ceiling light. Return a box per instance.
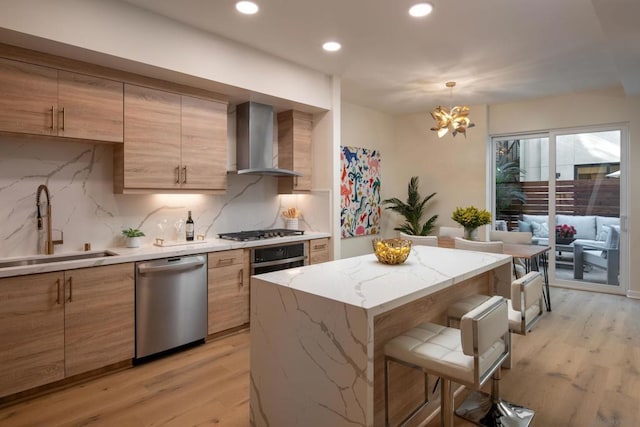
[236,1,259,15]
[409,3,433,17]
[322,41,341,52]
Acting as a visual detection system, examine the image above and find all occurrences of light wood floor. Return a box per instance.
[1,287,638,427]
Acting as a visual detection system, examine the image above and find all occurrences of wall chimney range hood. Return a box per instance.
[236,102,301,177]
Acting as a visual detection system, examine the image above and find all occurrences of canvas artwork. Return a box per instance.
[340,146,381,238]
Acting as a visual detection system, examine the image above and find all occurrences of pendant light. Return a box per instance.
[430,82,475,138]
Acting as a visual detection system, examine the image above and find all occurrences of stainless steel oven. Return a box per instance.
[251,241,308,275]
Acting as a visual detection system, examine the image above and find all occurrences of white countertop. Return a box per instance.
[0,232,330,278]
[252,245,511,315]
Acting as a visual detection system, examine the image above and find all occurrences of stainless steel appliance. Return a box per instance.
[251,242,308,274]
[135,255,207,359]
[218,228,304,241]
[218,228,308,273]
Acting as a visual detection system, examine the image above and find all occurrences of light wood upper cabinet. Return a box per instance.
[0,272,65,398]
[308,238,331,264]
[0,57,123,142]
[207,250,250,335]
[0,58,58,136]
[181,95,228,191]
[115,84,228,193]
[120,84,182,190]
[278,110,312,193]
[64,263,134,377]
[57,70,124,142]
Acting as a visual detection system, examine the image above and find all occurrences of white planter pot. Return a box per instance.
[126,236,141,248]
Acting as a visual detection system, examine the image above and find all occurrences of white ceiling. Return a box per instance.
[120,0,640,115]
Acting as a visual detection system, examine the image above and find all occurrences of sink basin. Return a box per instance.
[0,251,117,269]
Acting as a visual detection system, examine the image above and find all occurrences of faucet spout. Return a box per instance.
[36,184,63,255]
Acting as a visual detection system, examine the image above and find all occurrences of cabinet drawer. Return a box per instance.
[208,249,245,268]
[309,238,330,265]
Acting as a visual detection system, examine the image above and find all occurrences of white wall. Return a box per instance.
[392,105,490,239]
[339,102,395,259]
[489,88,640,296]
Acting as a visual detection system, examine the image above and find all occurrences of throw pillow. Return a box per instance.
[518,220,532,233]
[531,222,549,238]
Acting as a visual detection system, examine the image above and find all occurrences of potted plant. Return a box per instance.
[122,228,145,248]
[382,176,438,236]
[452,206,491,240]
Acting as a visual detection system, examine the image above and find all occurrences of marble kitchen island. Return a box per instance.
[249,245,512,427]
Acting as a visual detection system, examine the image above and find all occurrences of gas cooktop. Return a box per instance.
[218,229,305,242]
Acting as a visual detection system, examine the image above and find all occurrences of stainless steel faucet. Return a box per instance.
[36,184,63,255]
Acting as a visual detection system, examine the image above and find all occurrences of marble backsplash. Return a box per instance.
[0,137,331,258]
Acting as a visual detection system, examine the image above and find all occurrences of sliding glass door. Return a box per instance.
[492,126,627,294]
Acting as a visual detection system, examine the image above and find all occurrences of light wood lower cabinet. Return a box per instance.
[64,263,134,377]
[0,263,134,398]
[0,272,65,398]
[207,250,250,335]
[309,238,330,264]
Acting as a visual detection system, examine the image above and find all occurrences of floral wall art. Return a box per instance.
[340,146,382,238]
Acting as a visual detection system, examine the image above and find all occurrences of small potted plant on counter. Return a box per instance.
[122,227,145,248]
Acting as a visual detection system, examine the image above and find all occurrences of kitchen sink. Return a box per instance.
[0,251,118,269]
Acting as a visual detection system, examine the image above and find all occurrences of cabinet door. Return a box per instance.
[123,84,181,189]
[0,272,64,397]
[0,58,58,136]
[278,110,312,193]
[309,238,330,264]
[181,96,228,191]
[207,250,250,334]
[64,263,134,377]
[58,71,124,142]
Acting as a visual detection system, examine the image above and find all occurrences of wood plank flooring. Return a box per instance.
[1,288,639,427]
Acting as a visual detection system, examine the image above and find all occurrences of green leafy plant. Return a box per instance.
[451,206,491,229]
[496,158,527,212]
[122,228,145,238]
[383,176,438,236]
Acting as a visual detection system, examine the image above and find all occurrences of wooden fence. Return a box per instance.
[497,179,620,229]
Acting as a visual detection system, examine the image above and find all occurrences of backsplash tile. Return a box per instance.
[0,138,330,258]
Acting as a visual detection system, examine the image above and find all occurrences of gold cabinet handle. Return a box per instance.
[182,166,187,184]
[294,176,298,187]
[175,166,180,184]
[50,106,55,130]
[61,107,65,130]
[313,244,327,250]
[218,258,234,266]
[68,276,73,302]
[239,268,244,287]
[56,278,61,304]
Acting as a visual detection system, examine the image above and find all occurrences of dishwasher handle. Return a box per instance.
[137,256,205,274]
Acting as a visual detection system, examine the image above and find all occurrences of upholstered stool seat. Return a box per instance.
[384,296,533,427]
[448,272,544,335]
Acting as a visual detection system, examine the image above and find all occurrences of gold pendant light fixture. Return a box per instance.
[430,81,475,138]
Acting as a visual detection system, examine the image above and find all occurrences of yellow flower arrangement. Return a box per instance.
[451,206,491,229]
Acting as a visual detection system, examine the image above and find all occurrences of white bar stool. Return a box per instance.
[384,296,534,427]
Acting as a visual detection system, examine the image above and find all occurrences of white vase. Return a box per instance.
[285,219,299,230]
[126,236,141,248]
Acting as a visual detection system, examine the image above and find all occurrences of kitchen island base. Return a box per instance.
[249,246,512,426]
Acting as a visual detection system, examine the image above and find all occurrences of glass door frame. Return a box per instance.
[489,124,628,295]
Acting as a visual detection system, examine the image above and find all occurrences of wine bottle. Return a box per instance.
[186,210,194,241]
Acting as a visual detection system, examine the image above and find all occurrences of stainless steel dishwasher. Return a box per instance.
[135,254,207,359]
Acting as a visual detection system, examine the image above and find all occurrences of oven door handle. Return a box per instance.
[252,256,307,269]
